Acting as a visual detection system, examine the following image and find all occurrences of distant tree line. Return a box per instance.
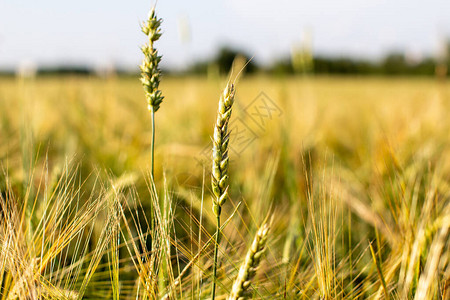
[271,53,437,76]
[189,45,449,77]
[1,43,448,77]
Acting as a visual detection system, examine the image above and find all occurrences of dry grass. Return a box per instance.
[0,75,449,299]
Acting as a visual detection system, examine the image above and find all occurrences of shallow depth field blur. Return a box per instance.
[0,75,449,299]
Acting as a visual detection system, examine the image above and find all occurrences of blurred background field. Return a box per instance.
[1,75,449,180]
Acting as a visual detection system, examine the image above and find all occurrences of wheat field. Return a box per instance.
[0,74,449,299]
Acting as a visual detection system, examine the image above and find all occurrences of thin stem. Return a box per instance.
[211,214,221,300]
[150,107,155,251]
[150,106,155,179]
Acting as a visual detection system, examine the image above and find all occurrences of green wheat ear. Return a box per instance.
[228,223,270,300]
[140,7,164,112]
[211,83,235,216]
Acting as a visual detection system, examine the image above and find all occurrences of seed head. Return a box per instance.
[141,7,164,112]
[211,83,235,216]
[228,223,270,300]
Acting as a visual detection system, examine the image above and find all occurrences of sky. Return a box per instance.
[0,0,449,71]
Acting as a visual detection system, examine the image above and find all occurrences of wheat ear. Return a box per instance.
[140,7,163,178]
[211,83,235,300]
[228,223,270,300]
[212,83,235,215]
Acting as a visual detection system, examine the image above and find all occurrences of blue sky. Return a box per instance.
[0,0,449,70]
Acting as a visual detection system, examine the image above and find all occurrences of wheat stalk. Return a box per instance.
[211,83,235,300]
[140,6,164,178]
[228,223,270,300]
